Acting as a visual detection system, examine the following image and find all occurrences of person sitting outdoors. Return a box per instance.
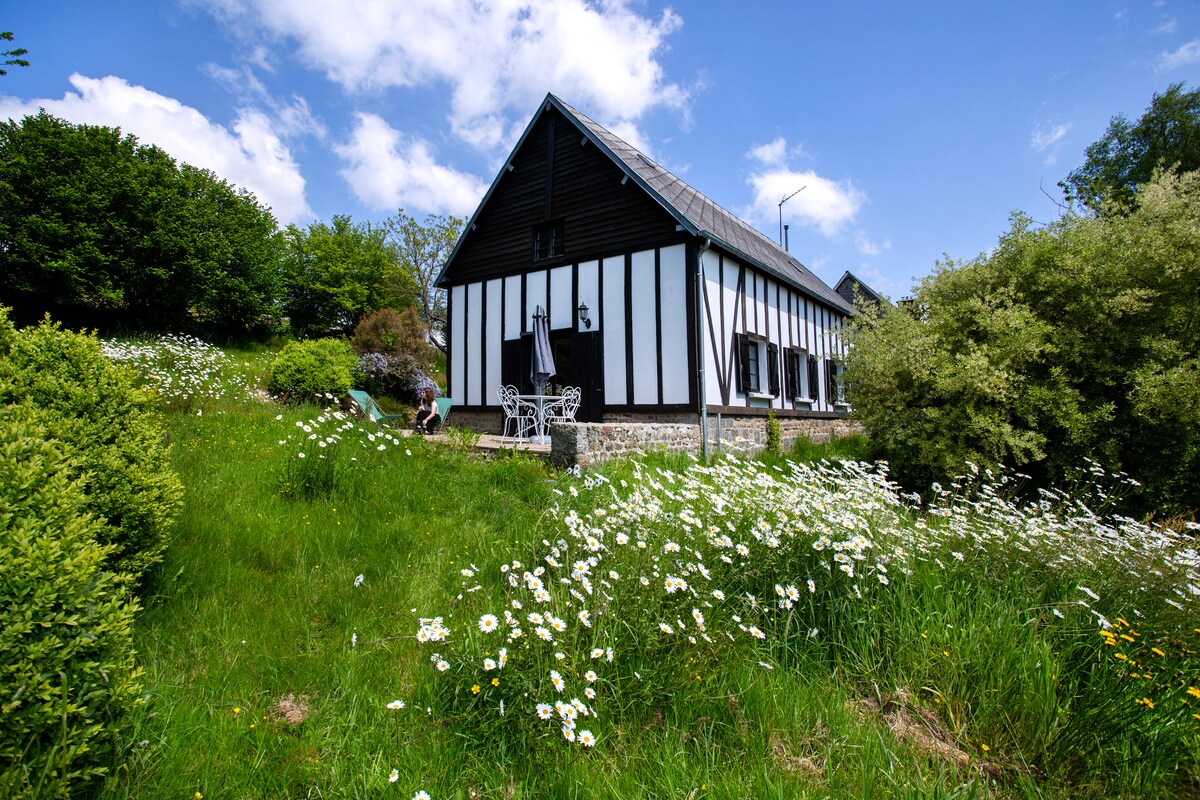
[413,387,441,434]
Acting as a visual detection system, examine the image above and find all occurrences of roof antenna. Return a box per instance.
[778,186,805,246]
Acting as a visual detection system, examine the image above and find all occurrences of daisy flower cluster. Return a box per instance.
[409,453,1198,751]
[102,334,266,408]
[275,404,409,498]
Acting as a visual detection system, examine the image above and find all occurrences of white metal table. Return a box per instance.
[515,394,562,442]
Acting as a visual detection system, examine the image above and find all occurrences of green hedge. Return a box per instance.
[0,310,182,581]
[0,406,142,798]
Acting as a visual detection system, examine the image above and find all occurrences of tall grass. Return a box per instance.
[96,336,1197,800]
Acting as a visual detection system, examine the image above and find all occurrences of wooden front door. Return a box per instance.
[572,329,603,423]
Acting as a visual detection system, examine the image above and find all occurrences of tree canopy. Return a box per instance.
[1060,82,1200,213]
[846,170,1200,514]
[385,209,464,351]
[279,215,398,336]
[0,31,29,76]
[0,111,282,334]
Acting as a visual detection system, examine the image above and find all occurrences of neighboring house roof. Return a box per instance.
[834,270,887,309]
[438,93,854,316]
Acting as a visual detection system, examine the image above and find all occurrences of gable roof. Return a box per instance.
[439,94,854,315]
[835,270,888,308]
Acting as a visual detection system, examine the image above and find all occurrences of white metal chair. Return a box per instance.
[546,386,581,425]
[499,385,536,441]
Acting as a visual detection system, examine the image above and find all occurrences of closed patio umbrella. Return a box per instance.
[530,305,555,394]
[529,306,555,443]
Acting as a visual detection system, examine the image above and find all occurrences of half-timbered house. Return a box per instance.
[436,94,855,450]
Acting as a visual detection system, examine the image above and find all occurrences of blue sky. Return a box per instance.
[4,1,1198,298]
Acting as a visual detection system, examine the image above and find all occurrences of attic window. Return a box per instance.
[533,220,564,260]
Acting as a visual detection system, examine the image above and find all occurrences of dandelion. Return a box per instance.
[478,614,499,634]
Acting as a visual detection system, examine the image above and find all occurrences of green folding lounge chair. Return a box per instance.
[431,396,453,433]
[347,390,403,425]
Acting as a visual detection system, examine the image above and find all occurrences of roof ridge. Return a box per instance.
[549,95,853,314]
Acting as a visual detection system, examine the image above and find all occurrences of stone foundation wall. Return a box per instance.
[447,409,861,467]
[550,413,862,468]
[705,414,863,453]
[449,409,505,435]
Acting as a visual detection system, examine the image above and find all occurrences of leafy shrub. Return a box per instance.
[351,306,433,362]
[845,171,1200,513]
[267,338,357,403]
[0,309,182,581]
[0,406,142,798]
[354,351,436,402]
[765,408,782,456]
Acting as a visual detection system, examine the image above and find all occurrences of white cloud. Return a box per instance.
[1152,18,1177,35]
[203,62,327,140]
[1030,122,1072,165]
[744,137,864,237]
[854,231,891,256]
[0,73,313,224]
[334,112,488,216]
[198,0,688,153]
[1158,39,1200,71]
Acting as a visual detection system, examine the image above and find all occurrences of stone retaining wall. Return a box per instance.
[448,409,861,467]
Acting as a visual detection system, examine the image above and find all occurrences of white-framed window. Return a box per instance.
[784,347,812,402]
[736,333,779,397]
[825,358,846,405]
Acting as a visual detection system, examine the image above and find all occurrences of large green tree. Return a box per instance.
[279,215,395,336]
[0,111,282,334]
[385,209,464,351]
[1061,83,1200,213]
[846,170,1200,514]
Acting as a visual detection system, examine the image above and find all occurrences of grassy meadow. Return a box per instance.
[94,337,1198,800]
